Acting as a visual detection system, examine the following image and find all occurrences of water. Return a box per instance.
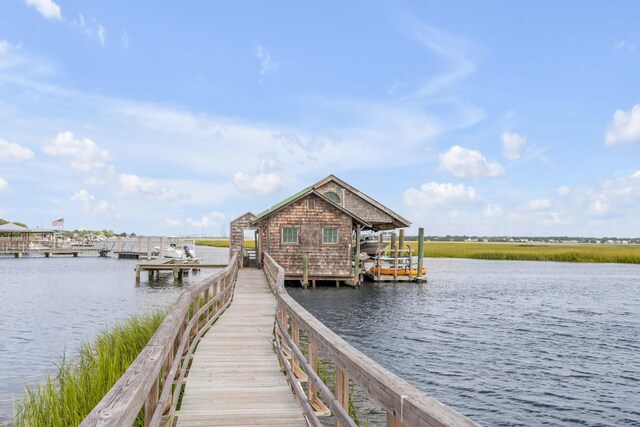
[288,259,640,426]
[0,246,228,423]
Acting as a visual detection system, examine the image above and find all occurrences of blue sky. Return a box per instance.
[1,1,639,237]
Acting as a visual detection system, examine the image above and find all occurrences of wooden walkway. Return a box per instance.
[175,268,307,427]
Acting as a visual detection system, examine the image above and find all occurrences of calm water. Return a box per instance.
[0,246,228,423]
[288,259,640,426]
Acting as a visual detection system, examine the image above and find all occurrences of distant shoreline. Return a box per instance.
[196,239,640,264]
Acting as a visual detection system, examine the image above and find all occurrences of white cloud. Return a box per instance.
[482,204,504,217]
[439,145,505,179]
[97,25,106,46]
[43,131,111,172]
[527,198,552,211]
[165,219,183,227]
[613,40,636,51]
[605,104,640,145]
[255,45,278,77]
[186,211,225,228]
[501,132,527,160]
[70,189,113,213]
[233,172,285,194]
[557,186,570,196]
[0,177,9,191]
[72,14,106,45]
[0,138,34,162]
[403,182,479,210]
[0,40,14,55]
[25,0,61,20]
[117,174,184,201]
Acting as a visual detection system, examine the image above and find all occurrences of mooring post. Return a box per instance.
[147,236,151,260]
[417,227,424,282]
[302,255,308,289]
[137,236,142,254]
[399,229,405,251]
[391,232,397,252]
[159,237,165,259]
[135,266,141,284]
[354,251,360,286]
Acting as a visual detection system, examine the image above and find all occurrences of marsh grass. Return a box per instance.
[403,241,640,264]
[14,310,166,427]
[195,239,255,249]
[199,239,640,264]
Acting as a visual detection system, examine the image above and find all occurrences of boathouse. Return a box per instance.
[242,174,410,286]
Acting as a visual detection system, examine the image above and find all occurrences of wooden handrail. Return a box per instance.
[80,252,240,427]
[263,251,480,427]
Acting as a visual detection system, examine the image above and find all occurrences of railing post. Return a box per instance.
[144,375,158,426]
[203,287,210,323]
[336,367,349,427]
[308,339,319,406]
[387,411,403,427]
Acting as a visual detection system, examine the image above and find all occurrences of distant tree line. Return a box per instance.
[402,235,640,244]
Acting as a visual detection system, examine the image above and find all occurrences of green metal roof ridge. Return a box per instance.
[253,185,313,221]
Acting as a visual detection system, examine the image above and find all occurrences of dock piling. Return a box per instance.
[417,227,425,282]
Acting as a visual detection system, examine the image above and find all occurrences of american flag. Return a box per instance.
[51,218,64,227]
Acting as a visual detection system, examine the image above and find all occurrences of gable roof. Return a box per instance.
[251,174,410,230]
[0,223,29,232]
[252,187,372,227]
[314,174,411,229]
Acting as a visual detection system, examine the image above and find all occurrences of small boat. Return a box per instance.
[359,235,388,256]
[369,266,427,276]
[152,244,195,260]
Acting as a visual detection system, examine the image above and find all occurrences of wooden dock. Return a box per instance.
[82,251,478,427]
[175,268,306,426]
[135,259,227,284]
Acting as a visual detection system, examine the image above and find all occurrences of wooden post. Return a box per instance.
[336,367,350,427]
[144,376,158,426]
[399,229,405,250]
[147,237,152,260]
[387,412,403,427]
[302,255,308,289]
[354,252,360,286]
[308,340,318,404]
[117,236,122,252]
[408,245,413,281]
[203,288,210,322]
[159,237,165,259]
[417,227,424,281]
[376,247,381,281]
[137,236,142,254]
[393,233,398,281]
[173,267,179,283]
[135,266,141,284]
[355,225,361,256]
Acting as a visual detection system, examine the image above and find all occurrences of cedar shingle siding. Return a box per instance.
[259,195,352,278]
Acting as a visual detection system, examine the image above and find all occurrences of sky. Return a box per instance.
[1,1,639,237]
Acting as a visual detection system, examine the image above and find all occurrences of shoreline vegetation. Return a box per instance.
[13,310,166,427]
[196,239,640,264]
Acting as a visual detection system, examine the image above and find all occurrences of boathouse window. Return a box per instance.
[308,197,315,210]
[322,227,339,244]
[281,227,299,244]
[324,191,340,204]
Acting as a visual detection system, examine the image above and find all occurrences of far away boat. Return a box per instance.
[359,235,389,256]
[152,243,195,260]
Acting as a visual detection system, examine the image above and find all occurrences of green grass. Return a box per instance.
[13,310,166,427]
[196,239,255,249]
[398,241,640,264]
[199,238,640,264]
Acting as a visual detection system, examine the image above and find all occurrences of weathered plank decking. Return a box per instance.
[175,268,307,426]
